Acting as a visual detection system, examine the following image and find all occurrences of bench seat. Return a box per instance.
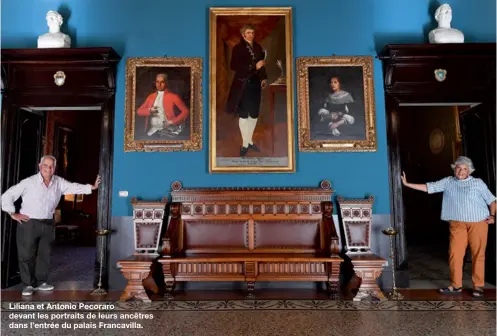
[160,253,342,298]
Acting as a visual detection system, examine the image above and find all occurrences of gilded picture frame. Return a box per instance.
[209,7,295,173]
[124,57,203,152]
[297,56,377,152]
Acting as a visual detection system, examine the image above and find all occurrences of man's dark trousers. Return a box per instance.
[16,219,54,287]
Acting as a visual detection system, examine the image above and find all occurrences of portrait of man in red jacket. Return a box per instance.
[135,72,190,139]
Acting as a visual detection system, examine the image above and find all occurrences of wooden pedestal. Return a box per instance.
[117,255,157,303]
[350,254,387,301]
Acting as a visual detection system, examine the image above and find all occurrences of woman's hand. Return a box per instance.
[401,172,428,192]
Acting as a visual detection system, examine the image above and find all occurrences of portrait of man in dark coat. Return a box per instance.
[225,24,268,157]
[210,9,294,172]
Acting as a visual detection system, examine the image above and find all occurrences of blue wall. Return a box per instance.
[2,0,495,216]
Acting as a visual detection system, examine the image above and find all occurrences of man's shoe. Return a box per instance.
[240,146,248,157]
[248,143,261,152]
[22,286,34,296]
[35,283,54,291]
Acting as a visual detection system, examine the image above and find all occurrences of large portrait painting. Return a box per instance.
[209,7,295,172]
[124,57,203,152]
[297,56,377,152]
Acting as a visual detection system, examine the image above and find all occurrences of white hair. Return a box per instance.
[451,156,475,174]
[39,155,57,167]
[435,4,452,22]
[156,73,168,81]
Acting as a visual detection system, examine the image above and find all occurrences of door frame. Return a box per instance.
[378,43,496,287]
[1,102,115,289]
[384,96,496,287]
[1,48,120,289]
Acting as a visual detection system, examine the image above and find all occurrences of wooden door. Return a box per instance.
[1,108,45,288]
[459,102,496,285]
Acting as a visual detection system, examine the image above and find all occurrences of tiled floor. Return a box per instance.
[4,245,96,291]
[2,288,496,302]
[2,310,495,336]
[3,242,495,336]
[2,291,495,336]
[408,244,495,289]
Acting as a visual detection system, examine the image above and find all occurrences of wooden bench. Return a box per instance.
[158,181,343,299]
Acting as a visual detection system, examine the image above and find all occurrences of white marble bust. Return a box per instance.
[429,4,464,44]
[37,10,71,48]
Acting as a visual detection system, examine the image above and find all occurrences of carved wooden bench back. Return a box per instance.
[165,181,337,255]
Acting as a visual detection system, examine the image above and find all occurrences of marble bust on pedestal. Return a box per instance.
[429,4,464,44]
[37,10,71,48]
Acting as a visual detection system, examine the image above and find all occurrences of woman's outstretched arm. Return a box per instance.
[401,171,428,192]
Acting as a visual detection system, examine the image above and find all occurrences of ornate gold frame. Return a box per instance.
[124,57,203,152]
[209,7,295,172]
[296,56,377,152]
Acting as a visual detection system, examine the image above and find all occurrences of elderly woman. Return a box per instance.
[401,156,496,297]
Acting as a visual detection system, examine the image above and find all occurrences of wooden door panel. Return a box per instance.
[460,103,496,285]
[1,108,44,288]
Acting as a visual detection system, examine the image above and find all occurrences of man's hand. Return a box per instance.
[165,120,174,126]
[11,213,30,224]
[261,79,268,89]
[256,60,265,70]
[92,175,101,190]
[329,119,345,129]
[487,215,495,224]
[401,171,408,186]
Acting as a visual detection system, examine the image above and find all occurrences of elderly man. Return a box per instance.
[1,155,100,296]
[401,156,496,297]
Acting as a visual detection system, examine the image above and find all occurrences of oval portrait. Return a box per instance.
[429,128,445,155]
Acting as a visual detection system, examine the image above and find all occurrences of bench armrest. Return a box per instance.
[162,203,181,257]
[322,201,340,256]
